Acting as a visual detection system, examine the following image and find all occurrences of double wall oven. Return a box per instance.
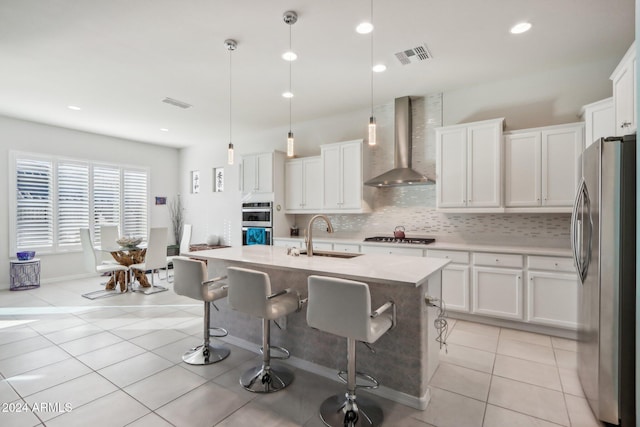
[241,202,273,245]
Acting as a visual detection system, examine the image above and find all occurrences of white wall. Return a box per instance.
[0,115,179,288]
[443,57,618,130]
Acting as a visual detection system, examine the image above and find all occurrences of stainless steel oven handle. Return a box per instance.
[242,208,272,213]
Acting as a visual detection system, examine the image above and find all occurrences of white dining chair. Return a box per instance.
[130,227,169,294]
[80,228,129,299]
[166,224,192,282]
[98,224,120,264]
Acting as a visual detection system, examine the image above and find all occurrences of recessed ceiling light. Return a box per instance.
[67,105,81,111]
[282,91,294,98]
[282,51,297,61]
[510,22,532,34]
[356,22,373,34]
[160,128,169,132]
[372,64,387,73]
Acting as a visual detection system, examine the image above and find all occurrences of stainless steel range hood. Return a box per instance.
[364,96,435,187]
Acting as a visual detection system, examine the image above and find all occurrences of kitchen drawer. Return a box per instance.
[273,239,302,248]
[527,256,575,273]
[361,245,425,257]
[333,243,361,253]
[426,249,469,264]
[473,252,523,268]
[312,242,333,251]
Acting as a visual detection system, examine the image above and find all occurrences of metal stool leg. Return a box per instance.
[182,301,230,365]
[240,318,294,393]
[319,338,384,427]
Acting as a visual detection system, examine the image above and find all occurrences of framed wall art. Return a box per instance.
[191,170,200,194]
[213,167,224,192]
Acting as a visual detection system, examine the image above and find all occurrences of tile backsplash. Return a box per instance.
[294,93,571,249]
[295,184,571,248]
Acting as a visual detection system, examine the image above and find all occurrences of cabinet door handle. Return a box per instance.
[621,121,632,128]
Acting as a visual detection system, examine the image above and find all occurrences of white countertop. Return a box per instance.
[274,236,573,257]
[185,245,450,287]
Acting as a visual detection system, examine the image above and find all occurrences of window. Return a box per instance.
[15,157,53,250]
[10,152,149,253]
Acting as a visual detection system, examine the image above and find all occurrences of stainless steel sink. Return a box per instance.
[298,250,363,259]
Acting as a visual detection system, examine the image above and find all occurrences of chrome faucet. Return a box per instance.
[305,214,334,256]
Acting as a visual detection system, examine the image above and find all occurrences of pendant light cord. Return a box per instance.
[370,0,374,117]
[229,48,232,144]
[289,22,293,133]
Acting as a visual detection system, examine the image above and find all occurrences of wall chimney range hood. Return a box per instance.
[364,96,435,187]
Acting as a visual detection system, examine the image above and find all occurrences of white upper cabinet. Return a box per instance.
[542,125,584,206]
[504,131,541,207]
[610,41,636,136]
[241,152,273,193]
[436,118,504,210]
[581,97,614,148]
[285,156,322,212]
[504,123,584,211]
[322,139,364,211]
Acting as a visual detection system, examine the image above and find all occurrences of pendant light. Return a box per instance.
[225,39,237,165]
[368,0,376,146]
[283,11,297,157]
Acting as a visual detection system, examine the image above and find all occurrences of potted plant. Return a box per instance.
[167,195,183,256]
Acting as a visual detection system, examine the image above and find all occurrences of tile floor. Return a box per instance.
[0,275,603,426]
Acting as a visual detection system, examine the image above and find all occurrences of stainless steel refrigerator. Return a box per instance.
[571,134,636,426]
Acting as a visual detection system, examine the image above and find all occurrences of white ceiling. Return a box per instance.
[0,0,634,148]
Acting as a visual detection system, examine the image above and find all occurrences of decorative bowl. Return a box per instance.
[116,237,142,248]
[16,251,35,261]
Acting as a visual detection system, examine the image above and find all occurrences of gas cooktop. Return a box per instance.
[364,236,436,245]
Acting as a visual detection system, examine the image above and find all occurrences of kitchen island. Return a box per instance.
[185,245,449,409]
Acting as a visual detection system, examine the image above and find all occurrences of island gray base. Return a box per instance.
[205,259,443,407]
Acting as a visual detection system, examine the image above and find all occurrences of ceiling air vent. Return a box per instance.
[162,97,192,109]
[395,44,433,65]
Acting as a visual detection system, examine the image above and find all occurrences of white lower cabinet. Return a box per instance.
[426,249,470,313]
[441,264,470,312]
[472,266,523,320]
[526,255,578,329]
[472,252,524,320]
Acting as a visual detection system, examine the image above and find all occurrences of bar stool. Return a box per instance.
[227,266,306,393]
[307,275,396,427]
[173,257,230,364]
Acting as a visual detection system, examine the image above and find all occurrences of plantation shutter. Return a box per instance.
[93,166,121,245]
[15,158,53,250]
[57,162,90,247]
[123,169,148,239]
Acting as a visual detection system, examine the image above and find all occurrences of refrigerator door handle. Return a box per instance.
[582,182,593,283]
[571,179,583,281]
[571,179,592,283]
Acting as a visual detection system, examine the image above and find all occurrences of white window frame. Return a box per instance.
[9,151,150,254]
